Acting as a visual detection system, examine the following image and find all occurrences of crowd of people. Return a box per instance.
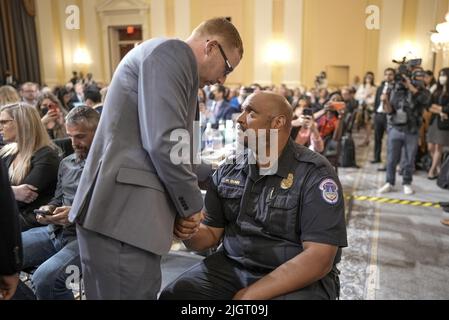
[0,17,448,301]
[198,66,449,195]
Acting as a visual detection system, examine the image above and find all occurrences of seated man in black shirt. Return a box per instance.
[14,106,99,300]
[160,92,347,300]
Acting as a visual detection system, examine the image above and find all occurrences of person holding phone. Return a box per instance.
[12,106,99,300]
[291,106,324,153]
[36,93,68,140]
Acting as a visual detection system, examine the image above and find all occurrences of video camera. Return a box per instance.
[392,57,423,91]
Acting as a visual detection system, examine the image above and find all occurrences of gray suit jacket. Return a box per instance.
[69,38,203,255]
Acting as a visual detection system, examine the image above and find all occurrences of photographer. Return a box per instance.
[378,61,431,195]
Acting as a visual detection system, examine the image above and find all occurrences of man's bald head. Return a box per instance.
[243,91,293,131]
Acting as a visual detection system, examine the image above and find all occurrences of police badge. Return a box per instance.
[281,173,294,190]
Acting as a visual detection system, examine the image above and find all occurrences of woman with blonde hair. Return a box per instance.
[0,85,20,106]
[0,103,60,230]
[35,92,68,139]
[0,86,20,148]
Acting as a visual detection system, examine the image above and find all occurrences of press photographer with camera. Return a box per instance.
[378,58,431,195]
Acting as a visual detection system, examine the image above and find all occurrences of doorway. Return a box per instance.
[108,25,143,75]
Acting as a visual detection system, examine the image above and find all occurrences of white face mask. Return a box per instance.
[440,75,448,86]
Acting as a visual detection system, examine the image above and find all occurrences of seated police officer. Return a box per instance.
[378,67,431,195]
[160,92,347,300]
[14,106,99,300]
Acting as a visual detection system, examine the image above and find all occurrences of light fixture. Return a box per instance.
[73,48,92,65]
[431,13,449,52]
[394,41,421,60]
[127,26,135,34]
[264,40,292,65]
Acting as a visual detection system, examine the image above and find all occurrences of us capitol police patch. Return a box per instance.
[319,178,339,205]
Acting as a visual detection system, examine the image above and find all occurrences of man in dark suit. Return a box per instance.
[210,84,237,129]
[0,160,23,300]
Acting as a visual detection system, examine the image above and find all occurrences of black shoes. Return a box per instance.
[371,160,381,164]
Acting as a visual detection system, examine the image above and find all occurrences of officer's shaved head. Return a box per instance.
[243,91,293,131]
[237,91,293,166]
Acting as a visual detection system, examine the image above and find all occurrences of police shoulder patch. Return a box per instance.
[319,178,339,205]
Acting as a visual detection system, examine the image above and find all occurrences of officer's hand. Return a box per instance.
[174,211,204,240]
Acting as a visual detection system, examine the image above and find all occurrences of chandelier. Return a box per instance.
[431,13,449,52]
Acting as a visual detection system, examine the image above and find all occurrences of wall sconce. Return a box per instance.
[264,40,292,65]
[73,48,92,65]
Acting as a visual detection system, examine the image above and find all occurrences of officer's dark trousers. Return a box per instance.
[373,113,387,162]
[159,250,339,300]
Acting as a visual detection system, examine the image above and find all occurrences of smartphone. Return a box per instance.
[303,108,313,117]
[48,103,59,113]
[34,209,52,216]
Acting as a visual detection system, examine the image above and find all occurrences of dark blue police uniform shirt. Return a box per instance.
[203,139,348,272]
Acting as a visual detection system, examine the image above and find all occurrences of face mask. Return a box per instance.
[440,76,448,86]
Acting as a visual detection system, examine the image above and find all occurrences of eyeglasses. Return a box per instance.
[0,119,14,126]
[217,43,234,77]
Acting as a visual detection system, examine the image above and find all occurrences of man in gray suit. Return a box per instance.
[68,18,243,300]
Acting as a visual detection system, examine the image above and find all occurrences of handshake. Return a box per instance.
[173,211,205,241]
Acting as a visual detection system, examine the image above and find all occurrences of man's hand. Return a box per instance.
[36,204,56,225]
[0,274,19,300]
[403,76,418,94]
[309,119,320,135]
[12,184,38,203]
[37,206,71,226]
[174,211,204,240]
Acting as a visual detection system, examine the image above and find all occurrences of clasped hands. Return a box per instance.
[174,211,204,240]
